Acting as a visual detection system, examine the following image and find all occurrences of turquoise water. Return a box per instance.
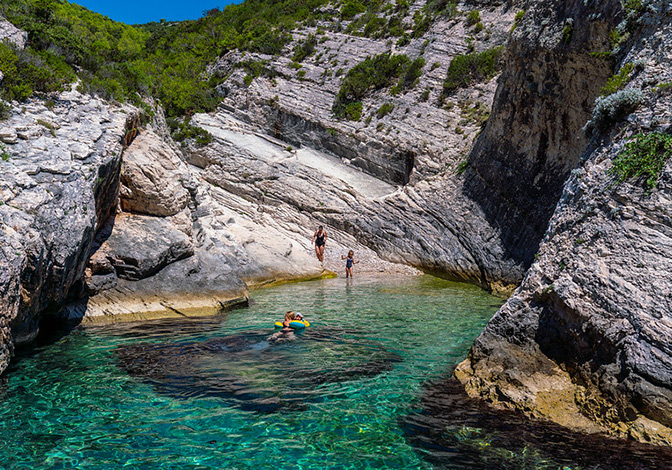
[1,276,668,469]
[1,276,499,469]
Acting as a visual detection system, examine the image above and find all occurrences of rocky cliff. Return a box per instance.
[209,0,525,292]
[0,88,132,369]
[456,0,672,444]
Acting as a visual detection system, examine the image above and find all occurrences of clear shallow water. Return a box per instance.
[1,276,670,470]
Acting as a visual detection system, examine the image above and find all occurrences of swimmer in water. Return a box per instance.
[268,311,297,342]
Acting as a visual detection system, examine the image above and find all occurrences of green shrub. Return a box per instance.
[0,143,10,161]
[391,57,425,95]
[459,99,490,127]
[455,158,468,175]
[587,88,643,132]
[341,1,366,20]
[0,100,11,120]
[37,118,56,136]
[0,0,330,116]
[590,51,614,61]
[443,46,504,93]
[412,11,432,37]
[562,21,574,44]
[396,34,411,46]
[474,22,484,33]
[623,0,643,17]
[332,52,412,119]
[466,10,480,27]
[600,62,635,96]
[425,0,457,17]
[292,34,318,62]
[0,42,75,102]
[653,82,672,94]
[511,10,525,32]
[344,102,363,121]
[609,132,672,190]
[363,15,386,38]
[376,102,394,118]
[169,118,213,146]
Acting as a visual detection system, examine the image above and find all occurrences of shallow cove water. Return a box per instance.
[1,276,670,469]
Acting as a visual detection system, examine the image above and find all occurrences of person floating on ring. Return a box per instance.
[312,225,328,263]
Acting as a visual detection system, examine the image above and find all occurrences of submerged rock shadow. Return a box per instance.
[400,378,672,470]
[116,327,401,413]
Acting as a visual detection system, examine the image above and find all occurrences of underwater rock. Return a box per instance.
[116,328,401,413]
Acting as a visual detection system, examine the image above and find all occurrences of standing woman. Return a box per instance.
[312,225,328,263]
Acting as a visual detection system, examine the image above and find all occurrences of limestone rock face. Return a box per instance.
[119,129,190,216]
[207,2,524,292]
[462,0,622,275]
[215,4,514,186]
[62,107,337,323]
[96,213,195,280]
[0,16,27,49]
[457,0,672,444]
[0,90,132,372]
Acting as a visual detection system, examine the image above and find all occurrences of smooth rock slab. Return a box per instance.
[99,213,194,281]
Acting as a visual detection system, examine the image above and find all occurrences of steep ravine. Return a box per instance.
[2,0,672,448]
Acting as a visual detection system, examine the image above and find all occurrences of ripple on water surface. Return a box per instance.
[0,276,670,469]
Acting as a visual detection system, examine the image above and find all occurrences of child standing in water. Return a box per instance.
[341,250,359,278]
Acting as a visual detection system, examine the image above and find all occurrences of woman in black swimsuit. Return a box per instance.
[312,226,327,263]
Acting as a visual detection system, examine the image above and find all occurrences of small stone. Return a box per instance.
[0,128,17,144]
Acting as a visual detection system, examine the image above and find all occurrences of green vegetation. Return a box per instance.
[465,10,480,27]
[332,52,421,119]
[623,0,643,17]
[0,143,9,161]
[0,0,333,117]
[0,101,11,120]
[36,118,56,136]
[340,1,366,20]
[588,88,643,132]
[590,51,614,60]
[425,0,457,17]
[390,57,425,95]
[0,40,75,102]
[343,101,363,121]
[458,99,490,127]
[376,102,394,118]
[443,46,504,94]
[0,0,448,120]
[653,82,672,94]
[168,118,213,146]
[609,132,672,191]
[562,20,574,44]
[511,10,525,32]
[292,33,317,62]
[455,158,468,175]
[609,28,625,49]
[600,62,635,96]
